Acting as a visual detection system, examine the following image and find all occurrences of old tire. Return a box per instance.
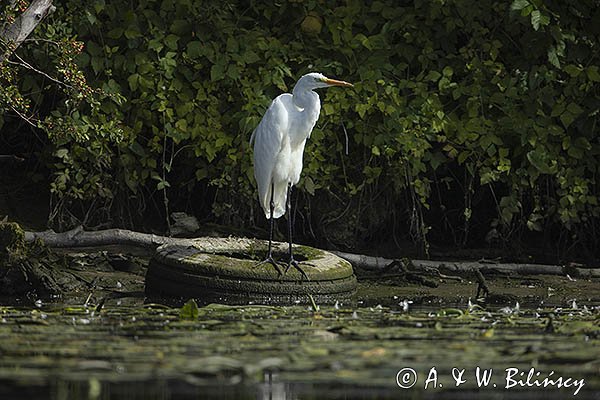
[145,237,357,304]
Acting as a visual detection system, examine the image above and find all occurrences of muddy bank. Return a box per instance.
[3,239,600,309]
[1,241,598,310]
[2,223,597,308]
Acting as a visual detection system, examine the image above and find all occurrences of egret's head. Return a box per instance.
[298,72,353,90]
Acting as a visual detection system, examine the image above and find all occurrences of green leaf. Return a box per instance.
[156,180,171,190]
[547,47,560,68]
[322,103,334,116]
[566,102,583,116]
[530,10,541,30]
[91,57,104,74]
[526,149,554,174]
[86,41,102,56]
[127,73,139,91]
[538,13,550,28]
[304,176,315,195]
[164,34,180,50]
[179,299,199,320]
[196,168,207,181]
[527,216,543,231]
[586,66,600,82]
[573,137,591,151]
[510,0,529,11]
[521,5,534,17]
[148,39,164,53]
[458,151,470,165]
[55,149,69,158]
[442,66,453,77]
[170,19,190,35]
[560,111,575,128]
[551,101,565,117]
[187,41,203,58]
[226,37,239,53]
[129,141,146,157]
[426,70,442,82]
[242,50,260,64]
[107,28,123,39]
[175,119,188,132]
[530,10,549,31]
[210,61,226,81]
[563,64,582,77]
[355,34,373,50]
[124,27,141,39]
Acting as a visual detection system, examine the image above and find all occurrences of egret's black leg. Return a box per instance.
[267,195,275,257]
[284,183,309,280]
[255,183,284,276]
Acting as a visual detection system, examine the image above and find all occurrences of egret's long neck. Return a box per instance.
[292,85,319,110]
[291,85,320,142]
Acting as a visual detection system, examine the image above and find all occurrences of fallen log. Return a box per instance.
[330,251,600,278]
[23,227,600,278]
[25,226,195,249]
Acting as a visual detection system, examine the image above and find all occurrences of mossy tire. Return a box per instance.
[145,237,357,303]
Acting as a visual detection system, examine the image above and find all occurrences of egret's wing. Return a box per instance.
[252,94,291,218]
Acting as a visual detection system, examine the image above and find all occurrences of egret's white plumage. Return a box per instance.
[251,72,353,220]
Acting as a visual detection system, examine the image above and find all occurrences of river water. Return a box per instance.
[0,289,598,399]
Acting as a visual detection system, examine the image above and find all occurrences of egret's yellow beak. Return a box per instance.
[323,78,354,87]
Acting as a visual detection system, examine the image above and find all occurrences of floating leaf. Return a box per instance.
[179,299,199,320]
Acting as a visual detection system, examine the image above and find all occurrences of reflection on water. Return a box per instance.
[258,371,286,400]
[34,374,597,400]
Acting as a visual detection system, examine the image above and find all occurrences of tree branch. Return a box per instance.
[10,104,39,127]
[7,51,71,88]
[0,155,24,162]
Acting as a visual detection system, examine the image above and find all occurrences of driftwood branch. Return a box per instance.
[0,0,55,63]
[330,251,600,278]
[25,226,195,249]
[23,227,600,278]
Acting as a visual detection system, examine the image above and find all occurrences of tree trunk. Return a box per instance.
[0,0,55,63]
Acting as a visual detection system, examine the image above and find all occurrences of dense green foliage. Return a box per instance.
[1,0,600,257]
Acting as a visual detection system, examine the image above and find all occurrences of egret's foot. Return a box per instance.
[284,258,311,281]
[254,256,285,276]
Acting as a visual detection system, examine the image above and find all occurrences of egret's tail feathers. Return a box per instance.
[262,181,287,220]
[269,206,286,220]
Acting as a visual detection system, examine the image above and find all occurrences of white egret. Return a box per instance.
[250,72,353,278]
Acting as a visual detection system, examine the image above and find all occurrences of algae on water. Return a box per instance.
[0,302,597,398]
